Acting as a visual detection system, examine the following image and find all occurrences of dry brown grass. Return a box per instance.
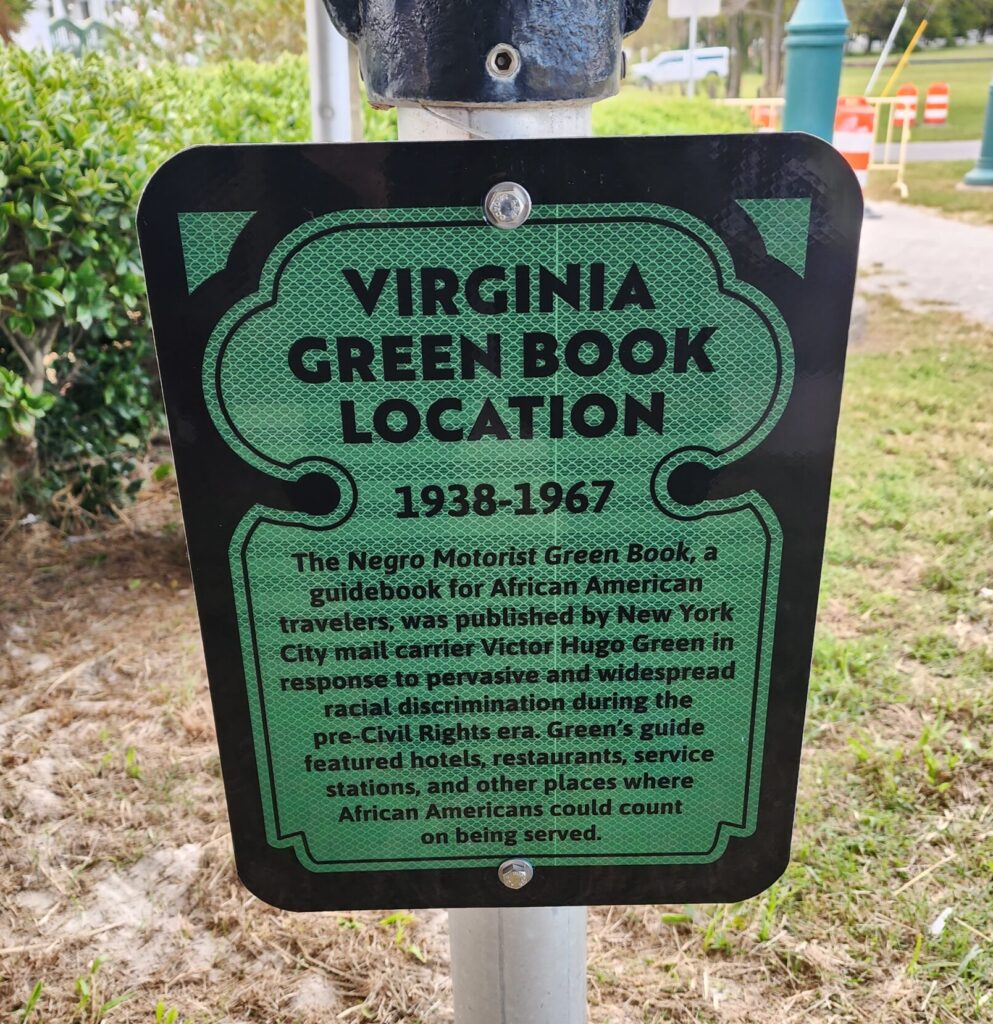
[0,472,873,1024]
[0,480,450,1023]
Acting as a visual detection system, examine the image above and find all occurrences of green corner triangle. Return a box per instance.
[736,198,812,278]
[178,211,256,293]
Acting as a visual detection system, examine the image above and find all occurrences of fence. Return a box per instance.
[866,95,911,199]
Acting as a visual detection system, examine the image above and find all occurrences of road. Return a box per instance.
[858,200,993,324]
[873,139,980,162]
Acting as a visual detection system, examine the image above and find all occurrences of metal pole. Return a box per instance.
[782,0,849,141]
[687,12,698,98]
[448,907,587,1024]
[895,99,911,197]
[865,1,908,95]
[396,106,592,142]
[395,98,591,1024]
[963,77,993,187]
[317,4,655,1021]
[879,17,928,98]
[347,43,363,141]
[305,0,352,142]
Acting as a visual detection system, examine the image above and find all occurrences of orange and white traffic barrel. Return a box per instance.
[750,103,776,131]
[833,96,876,190]
[924,82,949,125]
[894,83,918,127]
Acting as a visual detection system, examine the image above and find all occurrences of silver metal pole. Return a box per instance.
[396,100,590,1024]
[865,2,908,96]
[305,0,352,142]
[449,906,587,1024]
[397,106,592,142]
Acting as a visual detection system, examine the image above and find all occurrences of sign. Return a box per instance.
[668,0,720,18]
[138,135,861,911]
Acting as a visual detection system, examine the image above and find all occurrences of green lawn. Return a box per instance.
[737,47,992,141]
[841,51,992,142]
[594,86,751,135]
[867,160,993,223]
[789,297,993,1021]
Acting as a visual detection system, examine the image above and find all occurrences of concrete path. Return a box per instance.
[873,139,980,163]
[858,200,993,324]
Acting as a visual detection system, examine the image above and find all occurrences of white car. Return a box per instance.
[631,46,730,88]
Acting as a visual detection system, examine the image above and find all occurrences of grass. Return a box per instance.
[0,296,992,1020]
[841,52,991,142]
[738,45,993,141]
[594,86,751,135]
[791,296,993,1018]
[868,159,993,222]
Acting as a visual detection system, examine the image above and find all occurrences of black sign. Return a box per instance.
[138,134,861,910]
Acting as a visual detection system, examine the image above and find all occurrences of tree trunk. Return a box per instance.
[1,322,59,492]
[727,12,745,98]
[765,0,785,96]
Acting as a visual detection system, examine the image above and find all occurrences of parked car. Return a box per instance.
[631,46,729,88]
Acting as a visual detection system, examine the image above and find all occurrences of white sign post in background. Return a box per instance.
[668,0,720,97]
[305,0,353,142]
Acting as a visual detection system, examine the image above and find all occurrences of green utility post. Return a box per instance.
[782,0,849,141]
[963,79,993,187]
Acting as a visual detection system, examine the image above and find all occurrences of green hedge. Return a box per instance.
[2,50,156,515]
[0,50,316,515]
[0,48,749,519]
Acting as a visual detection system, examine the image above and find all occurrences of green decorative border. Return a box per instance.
[217,203,793,871]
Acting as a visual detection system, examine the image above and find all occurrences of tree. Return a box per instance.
[846,0,993,47]
[108,0,307,63]
[725,1,754,97]
[0,0,31,42]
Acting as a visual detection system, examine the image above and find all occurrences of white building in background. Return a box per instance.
[14,0,114,52]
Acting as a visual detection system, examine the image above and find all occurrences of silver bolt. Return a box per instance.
[498,858,534,889]
[484,182,532,230]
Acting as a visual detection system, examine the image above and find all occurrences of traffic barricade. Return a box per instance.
[923,82,949,125]
[750,103,779,131]
[867,95,912,199]
[893,83,918,127]
[721,96,785,132]
[833,96,876,191]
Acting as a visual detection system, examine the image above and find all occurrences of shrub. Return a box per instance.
[0,49,161,516]
[1,48,752,521]
[0,365,53,444]
[0,49,312,517]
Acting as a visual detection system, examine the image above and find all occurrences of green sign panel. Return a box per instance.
[138,136,860,909]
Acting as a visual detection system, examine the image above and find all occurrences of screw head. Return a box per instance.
[498,858,534,890]
[486,44,521,80]
[484,182,532,230]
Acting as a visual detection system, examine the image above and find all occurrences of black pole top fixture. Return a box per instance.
[322,0,655,106]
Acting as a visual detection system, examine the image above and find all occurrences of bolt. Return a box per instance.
[486,44,521,80]
[484,182,532,230]
[498,858,534,890]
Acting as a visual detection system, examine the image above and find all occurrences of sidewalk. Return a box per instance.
[858,200,993,325]
[873,139,981,163]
